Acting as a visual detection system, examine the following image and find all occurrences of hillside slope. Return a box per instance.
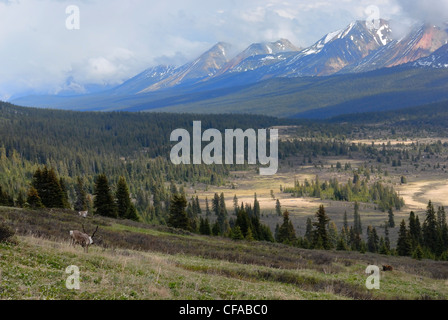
[134,68,448,118]
[1,207,448,300]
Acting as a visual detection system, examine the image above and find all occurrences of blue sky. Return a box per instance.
[0,0,447,99]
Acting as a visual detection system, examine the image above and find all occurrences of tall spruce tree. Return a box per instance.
[423,201,438,254]
[313,205,331,250]
[276,211,296,244]
[74,176,88,211]
[94,174,117,218]
[217,193,229,234]
[59,178,70,209]
[212,193,220,216]
[304,217,313,243]
[116,177,140,221]
[437,206,448,255]
[199,217,211,235]
[397,219,411,256]
[384,225,391,253]
[235,208,250,237]
[328,221,339,249]
[353,202,362,234]
[32,167,67,209]
[205,197,211,216]
[233,195,239,215]
[388,207,395,228]
[367,226,380,253]
[253,193,261,218]
[409,211,423,250]
[168,193,189,230]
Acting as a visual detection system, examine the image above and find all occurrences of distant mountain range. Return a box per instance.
[12,20,448,118]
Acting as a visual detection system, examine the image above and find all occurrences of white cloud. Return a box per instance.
[0,0,443,99]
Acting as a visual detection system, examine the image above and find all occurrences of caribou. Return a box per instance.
[78,211,88,218]
[69,225,99,253]
[382,265,394,272]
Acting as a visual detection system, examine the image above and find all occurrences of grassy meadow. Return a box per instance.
[1,206,448,300]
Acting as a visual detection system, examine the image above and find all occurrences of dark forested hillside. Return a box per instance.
[0,101,295,223]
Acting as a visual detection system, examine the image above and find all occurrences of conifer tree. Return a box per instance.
[409,211,422,250]
[412,244,424,260]
[231,226,244,240]
[336,234,348,251]
[437,206,448,256]
[353,202,362,234]
[328,221,339,249]
[205,197,211,216]
[26,187,43,209]
[170,181,178,195]
[253,193,261,218]
[397,219,411,256]
[384,225,391,253]
[126,204,139,222]
[32,167,67,209]
[212,222,220,236]
[94,174,117,218]
[212,193,220,216]
[276,211,296,244]
[219,193,227,216]
[246,227,254,241]
[46,168,65,208]
[379,237,389,255]
[116,176,132,219]
[349,226,362,251]
[116,176,139,221]
[423,201,438,254]
[235,208,250,237]
[388,207,395,228]
[233,195,239,215]
[367,226,379,253]
[275,199,282,216]
[74,176,88,211]
[313,205,331,250]
[304,217,313,243]
[217,193,228,234]
[199,217,211,235]
[59,178,70,209]
[168,193,189,230]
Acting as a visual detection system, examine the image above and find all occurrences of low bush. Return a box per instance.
[0,219,17,244]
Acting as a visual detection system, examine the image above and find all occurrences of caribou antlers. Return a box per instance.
[70,225,99,253]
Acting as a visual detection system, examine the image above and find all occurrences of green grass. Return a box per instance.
[1,207,448,300]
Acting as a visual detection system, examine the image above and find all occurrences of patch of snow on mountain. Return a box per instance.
[325,29,343,44]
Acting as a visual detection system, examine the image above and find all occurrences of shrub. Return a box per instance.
[0,219,17,244]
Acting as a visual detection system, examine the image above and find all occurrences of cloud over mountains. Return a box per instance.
[0,0,445,99]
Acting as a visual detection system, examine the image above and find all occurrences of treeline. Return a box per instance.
[278,139,350,160]
[396,201,448,260]
[279,136,448,170]
[23,168,139,221]
[168,191,274,242]
[284,174,404,211]
[0,102,287,221]
[272,202,392,254]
